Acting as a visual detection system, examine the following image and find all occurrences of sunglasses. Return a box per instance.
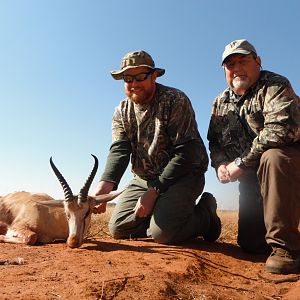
[123,72,153,83]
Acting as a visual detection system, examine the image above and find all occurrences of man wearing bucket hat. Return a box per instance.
[207,39,300,274]
[94,50,221,245]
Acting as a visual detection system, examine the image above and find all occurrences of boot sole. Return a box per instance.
[265,264,300,275]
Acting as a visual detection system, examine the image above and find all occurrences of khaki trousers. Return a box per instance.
[108,170,211,244]
[237,144,300,253]
[258,145,300,251]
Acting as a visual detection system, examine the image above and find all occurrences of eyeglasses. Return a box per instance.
[123,72,152,83]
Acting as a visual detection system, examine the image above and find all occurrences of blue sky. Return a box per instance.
[0,1,299,210]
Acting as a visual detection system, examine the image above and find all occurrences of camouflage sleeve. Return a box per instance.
[149,139,208,193]
[207,100,230,169]
[243,83,300,167]
[111,105,129,142]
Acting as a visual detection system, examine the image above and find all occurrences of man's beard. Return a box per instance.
[127,88,154,105]
[232,76,250,91]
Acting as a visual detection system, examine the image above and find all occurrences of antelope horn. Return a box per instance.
[50,157,74,201]
[78,154,98,203]
[94,190,124,204]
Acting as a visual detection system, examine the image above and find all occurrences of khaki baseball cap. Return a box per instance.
[221,39,257,65]
[111,50,165,80]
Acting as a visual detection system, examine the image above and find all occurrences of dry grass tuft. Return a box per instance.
[87,204,115,239]
[218,210,238,244]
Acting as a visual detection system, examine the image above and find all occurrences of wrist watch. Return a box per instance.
[234,157,245,169]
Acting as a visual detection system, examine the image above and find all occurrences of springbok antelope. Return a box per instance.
[0,155,121,248]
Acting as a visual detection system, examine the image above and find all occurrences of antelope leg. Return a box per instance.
[0,228,38,245]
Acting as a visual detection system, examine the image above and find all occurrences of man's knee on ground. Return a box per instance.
[151,232,174,245]
[108,221,124,239]
[149,223,176,245]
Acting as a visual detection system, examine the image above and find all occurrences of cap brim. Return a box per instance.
[111,66,165,80]
[221,49,252,65]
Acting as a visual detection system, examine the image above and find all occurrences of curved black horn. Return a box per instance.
[78,154,99,203]
[50,157,74,201]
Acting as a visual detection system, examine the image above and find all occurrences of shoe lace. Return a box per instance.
[272,248,297,259]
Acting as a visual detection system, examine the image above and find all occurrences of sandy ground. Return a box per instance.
[1,212,300,300]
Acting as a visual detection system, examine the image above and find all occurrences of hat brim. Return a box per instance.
[221,49,252,65]
[111,66,165,80]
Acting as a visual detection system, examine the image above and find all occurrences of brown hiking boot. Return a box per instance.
[199,192,221,242]
[265,247,300,274]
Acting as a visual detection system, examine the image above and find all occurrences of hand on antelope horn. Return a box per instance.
[92,180,115,214]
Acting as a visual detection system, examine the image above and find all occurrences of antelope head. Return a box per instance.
[50,154,121,248]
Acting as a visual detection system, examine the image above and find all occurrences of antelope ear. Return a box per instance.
[93,190,123,204]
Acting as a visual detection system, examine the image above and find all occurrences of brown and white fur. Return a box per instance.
[0,155,121,248]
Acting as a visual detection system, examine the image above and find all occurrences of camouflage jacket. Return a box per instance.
[101,83,208,191]
[207,70,300,169]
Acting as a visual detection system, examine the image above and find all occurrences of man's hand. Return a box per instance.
[93,181,115,214]
[217,164,231,183]
[134,188,159,218]
[226,161,245,182]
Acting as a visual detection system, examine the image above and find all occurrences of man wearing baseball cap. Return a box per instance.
[207,39,300,274]
[94,50,221,245]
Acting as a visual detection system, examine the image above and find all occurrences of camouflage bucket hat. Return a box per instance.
[111,50,165,80]
[221,39,257,65]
